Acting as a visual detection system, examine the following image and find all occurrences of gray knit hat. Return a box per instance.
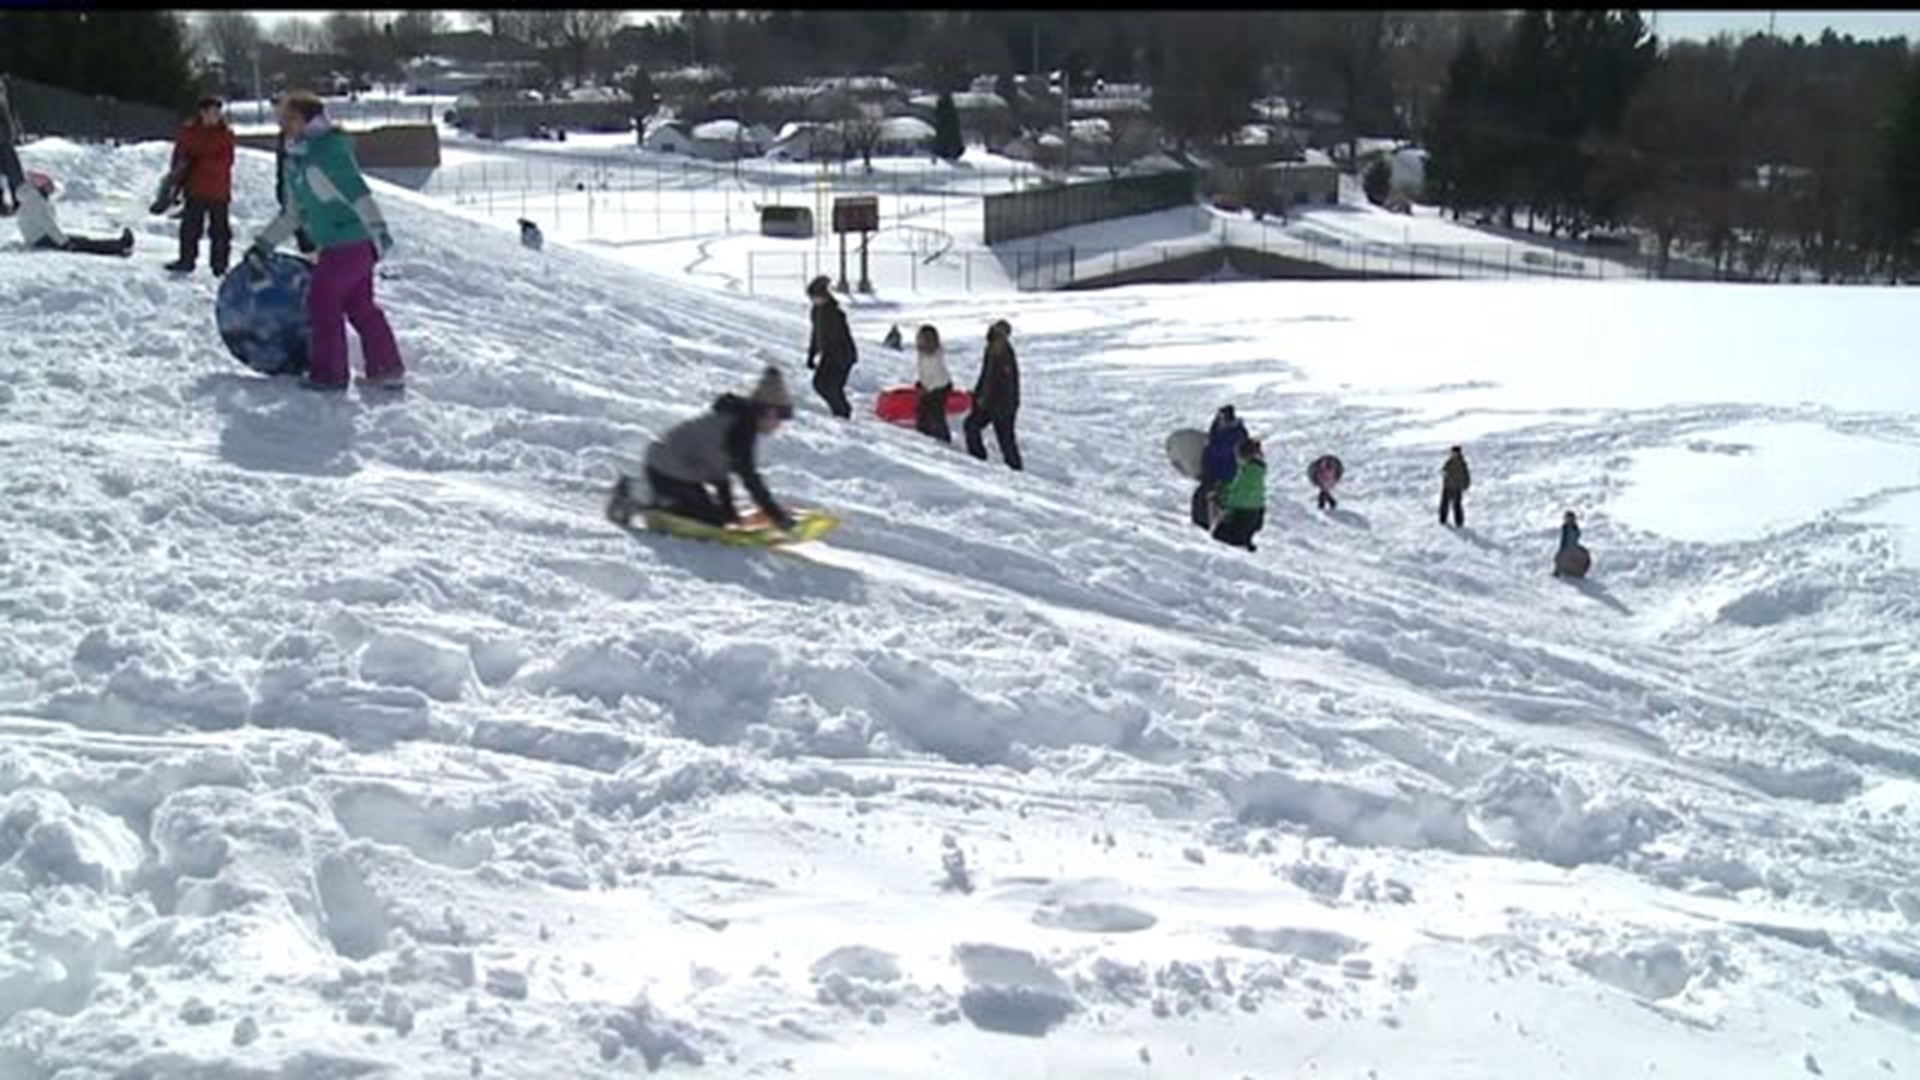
[750,366,794,417]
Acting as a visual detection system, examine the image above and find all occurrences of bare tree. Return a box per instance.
[268,16,331,55]
[1100,115,1160,177]
[323,12,395,86]
[471,11,530,41]
[196,11,262,85]
[389,11,446,62]
[557,11,622,87]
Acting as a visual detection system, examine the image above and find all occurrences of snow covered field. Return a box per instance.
[2,139,1918,1078]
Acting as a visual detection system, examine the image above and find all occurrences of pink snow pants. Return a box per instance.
[308,239,402,386]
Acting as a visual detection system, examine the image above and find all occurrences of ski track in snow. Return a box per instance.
[1,139,1917,1078]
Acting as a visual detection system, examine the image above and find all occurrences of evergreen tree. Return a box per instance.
[932,90,965,161]
[1886,60,1920,267]
[0,12,198,111]
[1363,157,1392,205]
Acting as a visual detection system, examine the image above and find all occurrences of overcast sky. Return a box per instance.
[241,10,1920,45]
[1648,10,1920,42]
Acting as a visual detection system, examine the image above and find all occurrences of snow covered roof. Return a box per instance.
[878,116,936,142]
[644,117,691,139]
[1069,118,1112,144]
[908,92,1010,112]
[691,119,756,142]
[815,75,899,95]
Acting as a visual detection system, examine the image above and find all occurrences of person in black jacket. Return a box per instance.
[805,274,856,419]
[964,319,1023,471]
[606,367,797,531]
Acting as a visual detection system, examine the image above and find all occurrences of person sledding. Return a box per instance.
[12,171,134,257]
[1309,453,1343,512]
[606,366,798,534]
[1212,436,1267,552]
[1553,510,1591,578]
[912,324,953,443]
[1192,405,1248,529]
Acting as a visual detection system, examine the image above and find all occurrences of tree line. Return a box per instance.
[1424,11,1920,283]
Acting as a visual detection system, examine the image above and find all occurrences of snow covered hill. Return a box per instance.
[2,140,1918,1079]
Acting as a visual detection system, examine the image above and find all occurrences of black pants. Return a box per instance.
[645,466,732,527]
[1317,488,1338,511]
[0,144,21,207]
[1191,483,1217,529]
[35,235,127,257]
[812,359,852,419]
[1439,487,1465,528]
[915,384,952,442]
[179,197,232,271]
[964,408,1022,471]
[1213,507,1265,549]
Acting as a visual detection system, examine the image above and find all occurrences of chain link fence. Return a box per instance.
[744,230,1654,297]
[3,73,179,143]
[983,171,1197,245]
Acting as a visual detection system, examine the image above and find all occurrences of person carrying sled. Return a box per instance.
[164,96,236,276]
[12,172,134,257]
[805,275,857,419]
[964,319,1023,471]
[913,324,954,443]
[248,91,404,392]
[1439,445,1470,529]
[1193,405,1249,528]
[1213,437,1268,552]
[606,366,798,532]
[1311,454,1342,512]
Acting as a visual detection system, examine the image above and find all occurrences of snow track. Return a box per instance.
[1,139,1916,1078]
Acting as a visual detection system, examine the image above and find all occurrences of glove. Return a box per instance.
[372,226,394,262]
[244,242,273,275]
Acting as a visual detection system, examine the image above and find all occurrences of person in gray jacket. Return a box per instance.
[606,366,797,531]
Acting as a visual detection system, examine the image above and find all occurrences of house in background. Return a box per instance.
[642,118,693,154]
[767,121,843,162]
[689,118,769,160]
[874,116,936,157]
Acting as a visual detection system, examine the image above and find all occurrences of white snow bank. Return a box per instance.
[0,138,1915,1078]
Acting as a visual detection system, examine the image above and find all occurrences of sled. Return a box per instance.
[638,507,841,548]
[1166,428,1208,480]
[216,250,313,376]
[874,386,972,426]
[1554,545,1592,580]
[1307,454,1345,489]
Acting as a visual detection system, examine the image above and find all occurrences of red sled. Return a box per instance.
[874,386,973,426]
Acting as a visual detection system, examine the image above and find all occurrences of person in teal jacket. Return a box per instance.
[248,91,403,391]
[1211,437,1267,552]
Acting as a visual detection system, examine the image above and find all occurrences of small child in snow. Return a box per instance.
[13,172,134,257]
[913,324,953,443]
[1558,510,1581,554]
[1212,437,1268,552]
[1194,405,1249,529]
[1311,454,1342,512]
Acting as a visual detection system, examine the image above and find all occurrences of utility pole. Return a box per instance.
[1767,10,1777,37]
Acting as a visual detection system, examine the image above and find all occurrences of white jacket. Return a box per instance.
[14,186,66,248]
[916,345,952,391]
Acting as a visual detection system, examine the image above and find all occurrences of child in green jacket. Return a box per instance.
[1212,437,1267,552]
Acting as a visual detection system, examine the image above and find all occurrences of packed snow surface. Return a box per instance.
[2,139,1918,1078]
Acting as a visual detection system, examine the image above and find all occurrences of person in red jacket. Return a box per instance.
[164,96,236,276]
